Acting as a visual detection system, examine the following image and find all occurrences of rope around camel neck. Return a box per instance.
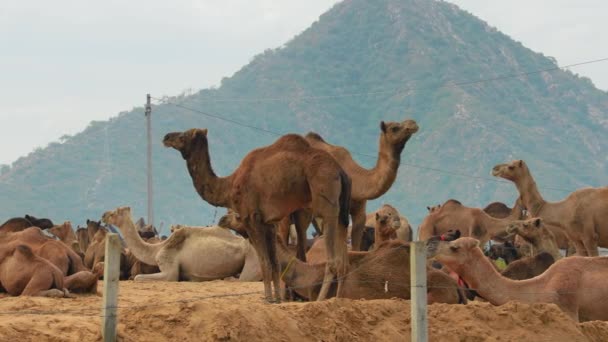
[280,256,297,280]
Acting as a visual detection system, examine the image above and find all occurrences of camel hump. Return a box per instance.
[164,229,188,249]
[14,245,36,259]
[305,132,326,143]
[444,199,462,205]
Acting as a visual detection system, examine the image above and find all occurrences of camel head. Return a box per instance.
[379,119,419,154]
[426,204,441,213]
[163,128,208,159]
[217,209,249,238]
[102,206,132,228]
[427,237,480,271]
[170,224,184,234]
[375,204,400,230]
[506,217,543,243]
[48,221,73,239]
[491,160,528,181]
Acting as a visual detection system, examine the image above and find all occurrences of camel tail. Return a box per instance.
[338,170,352,228]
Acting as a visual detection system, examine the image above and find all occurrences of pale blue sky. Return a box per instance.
[1,0,606,165]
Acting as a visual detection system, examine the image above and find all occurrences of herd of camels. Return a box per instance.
[1,118,608,323]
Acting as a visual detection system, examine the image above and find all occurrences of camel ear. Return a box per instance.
[375,213,380,220]
[518,160,523,167]
[454,230,461,238]
[201,129,208,136]
[533,218,542,228]
[380,121,387,133]
[426,206,430,211]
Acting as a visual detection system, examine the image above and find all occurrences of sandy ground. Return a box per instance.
[0,280,607,342]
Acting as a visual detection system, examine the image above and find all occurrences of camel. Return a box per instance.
[428,237,608,321]
[486,241,520,265]
[0,245,68,297]
[426,204,442,214]
[370,204,400,249]
[102,207,261,282]
[500,252,555,281]
[163,128,351,302]
[75,226,89,257]
[277,240,462,304]
[506,217,562,261]
[364,205,412,242]
[417,199,528,245]
[492,160,608,256]
[83,226,134,280]
[0,228,97,293]
[303,120,418,251]
[125,236,161,280]
[0,215,54,233]
[49,221,82,255]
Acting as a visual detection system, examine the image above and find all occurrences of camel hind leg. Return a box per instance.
[349,200,366,251]
[315,209,348,301]
[21,271,64,297]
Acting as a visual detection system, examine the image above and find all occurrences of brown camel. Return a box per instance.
[0,245,68,297]
[506,217,562,261]
[278,240,462,304]
[426,204,442,214]
[417,199,527,245]
[500,252,555,280]
[0,215,54,233]
[0,228,97,293]
[163,128,351,302]
[49,221,82,255]
[304,120,418,251]
[493,160,608,256]
[428,237,608,322]
[75,226,89,257]
[370,204,400,249]
[103,207,262,282]
[364,205,412,242]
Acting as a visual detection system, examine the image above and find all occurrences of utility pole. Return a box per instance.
[145,94,154,227]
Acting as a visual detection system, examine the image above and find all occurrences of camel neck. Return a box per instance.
[350,136,402,200]
[514,170,545,215]
[457,249,540,305]
[185,141,232,208]
[477,213,518,238]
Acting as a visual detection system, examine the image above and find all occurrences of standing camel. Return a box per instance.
[492,160,608,256]
[304,119,418,250]
[163,128,351,302]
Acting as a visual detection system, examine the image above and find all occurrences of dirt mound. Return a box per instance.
[0,281,606,341]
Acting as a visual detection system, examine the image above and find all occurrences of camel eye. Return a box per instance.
[391,126,399,133]
[449,246,459,252]
[508,166,514,170]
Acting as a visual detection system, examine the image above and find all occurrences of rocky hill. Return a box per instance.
[2,0,607,235]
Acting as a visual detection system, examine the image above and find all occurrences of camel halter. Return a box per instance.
[529,201,545,217]
[280,256,297,281]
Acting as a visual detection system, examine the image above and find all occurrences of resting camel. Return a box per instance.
[493,160,608,256]
[0,215,54,233]
[163,128,351,302]
[428,237,608,321]
[417,199,528,245]
[0,228,97,293]
[370,204,400,250]
[278,240,462,304]
[304,120,418,251]
[365,205,412,242]
[0,245,68,297]
[102,207,261,282]
[500,252,555,280]
[49,221,82,255]
[506,217,562,261]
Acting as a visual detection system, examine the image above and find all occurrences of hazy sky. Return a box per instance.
[1,0,607,165]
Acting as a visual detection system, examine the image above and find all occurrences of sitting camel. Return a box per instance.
[364,204,412,242]
[164,128,351,302]
[278,240,462,304]
[506,217,562,261]
[0,215,54,233]
[0,245,68,297]
[48,221,83,256]
[102,207,261,282]
[493,160,608,256]
[500,252,555,281]
[427,237,608,322]
[417,199,529,245]
[0,228,97,294]
[370,204,400,250]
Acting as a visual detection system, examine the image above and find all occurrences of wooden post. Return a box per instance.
[410,241,428,342]
[102,233,121,342]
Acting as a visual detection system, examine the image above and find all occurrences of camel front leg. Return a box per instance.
[350,200,366,251]
[317,214,348,301]
[133,262,179,282]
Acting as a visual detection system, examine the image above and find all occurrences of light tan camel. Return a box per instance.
[75,226,89,257]
[417,199,527,245]
[278,240,462,304]
[0,245,68,297]
[48,221,82,255]
[493,160,608,256]
[428,237,608,322]
[163,128,351,302]
[506,217,562,261]
[364,205,412,243]
[304,120,418,251]
[426,204,442,214]
[102,207,261,282]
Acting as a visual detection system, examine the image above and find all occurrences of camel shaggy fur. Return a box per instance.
[428,237,608,322]
[163,128,351,302]
[102,207,261,282]
[493,160,608,256]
